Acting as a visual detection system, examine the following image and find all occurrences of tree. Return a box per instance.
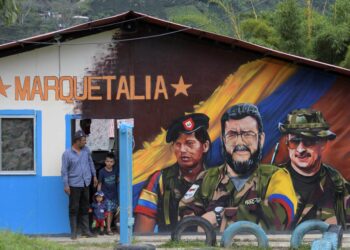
[167,3,231,36]
[340,45,350,69]
[0,0,18,24]
[273,0,305,56]
[240,18,279,49]
[312,24,350,64]
[331,0,350,26]
[209,0,242,39]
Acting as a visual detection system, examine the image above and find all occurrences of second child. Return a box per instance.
[98,153,119,235]
[90,191,106,235]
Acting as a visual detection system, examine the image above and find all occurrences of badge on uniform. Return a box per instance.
[244,197,261,206]
[183,184,199,200]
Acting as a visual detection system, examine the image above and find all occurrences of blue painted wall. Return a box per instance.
[0,110,72,234]
[0,176,69,234]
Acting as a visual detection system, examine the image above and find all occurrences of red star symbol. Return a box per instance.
[0,77,11,97]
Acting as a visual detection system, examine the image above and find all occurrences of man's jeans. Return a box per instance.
[69,186,90,234]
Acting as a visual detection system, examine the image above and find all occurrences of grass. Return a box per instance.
[0,231,73,250]
[64,242,115,249]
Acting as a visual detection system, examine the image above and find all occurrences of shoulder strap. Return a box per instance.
[323,164,344,193]
[162,164,178,225]
[323,164,346,229]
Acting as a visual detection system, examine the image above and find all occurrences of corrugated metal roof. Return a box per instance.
[1,11,350,76]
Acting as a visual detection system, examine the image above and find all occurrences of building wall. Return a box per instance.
[0,19,350,234]
[0,30,116,234]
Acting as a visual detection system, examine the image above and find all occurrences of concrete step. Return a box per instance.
[44,233,350,249]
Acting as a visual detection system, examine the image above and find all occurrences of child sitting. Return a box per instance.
[90,191,106,235]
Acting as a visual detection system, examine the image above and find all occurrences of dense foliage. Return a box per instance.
[0,0,349,68]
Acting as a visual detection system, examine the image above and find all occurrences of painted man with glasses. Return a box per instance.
[179,103,296,231]
[278,109,349,229]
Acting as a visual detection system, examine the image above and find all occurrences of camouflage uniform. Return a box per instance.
[278,162,349,229]
[279,108,350,229]
[134,163,203,232]
[179,164,295,231]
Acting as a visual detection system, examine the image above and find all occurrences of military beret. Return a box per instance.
[166,113,209,143]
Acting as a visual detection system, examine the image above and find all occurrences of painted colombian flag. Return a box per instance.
[131,58,350,212]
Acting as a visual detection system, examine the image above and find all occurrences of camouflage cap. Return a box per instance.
[278,109,336,140]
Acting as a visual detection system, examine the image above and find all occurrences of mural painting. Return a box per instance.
[76,25,350,233]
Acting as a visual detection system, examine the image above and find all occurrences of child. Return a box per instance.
[98,152,118,235]
[90,191,106,235]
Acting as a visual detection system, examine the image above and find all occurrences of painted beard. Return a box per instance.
[224,143,262,176]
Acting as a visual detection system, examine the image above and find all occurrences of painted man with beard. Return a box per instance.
[179,103,296,231]
[278,109,349,229]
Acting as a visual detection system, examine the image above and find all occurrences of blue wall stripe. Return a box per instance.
[65,114,81,149]
[0,109,36,116]
[35,111,42,176]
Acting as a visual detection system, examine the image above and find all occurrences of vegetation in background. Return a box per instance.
[0,0,350,68]
[0,231,73,250]
[0,0,17,24]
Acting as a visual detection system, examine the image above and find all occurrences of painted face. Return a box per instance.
[287,134,326,176]
[173,132,209,170]
[223,117,261,162]
[105,158,115,169]
[223,116,264,175]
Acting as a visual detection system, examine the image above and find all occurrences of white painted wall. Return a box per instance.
[0,30,117,176]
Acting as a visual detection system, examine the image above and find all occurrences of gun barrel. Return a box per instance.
[271,142,280,164]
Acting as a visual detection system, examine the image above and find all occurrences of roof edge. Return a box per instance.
[0,10,349,76]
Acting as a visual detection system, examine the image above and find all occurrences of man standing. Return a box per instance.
[61,130,98,239]
[134,113,211,233]
[180,103,296,231]
[278,108,349,229]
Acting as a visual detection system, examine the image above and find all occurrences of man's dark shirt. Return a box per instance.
[286,162,320,203]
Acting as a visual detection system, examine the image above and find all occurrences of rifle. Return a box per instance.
[270,142,280,165]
